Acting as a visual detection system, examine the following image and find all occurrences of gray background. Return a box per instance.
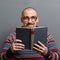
[0,0,60,50]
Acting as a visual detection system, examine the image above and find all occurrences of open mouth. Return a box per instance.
[27,23,33,25]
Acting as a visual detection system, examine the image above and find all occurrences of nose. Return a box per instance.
[28,19,32,23]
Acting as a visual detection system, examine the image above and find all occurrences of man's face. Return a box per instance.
[21,9,38,28]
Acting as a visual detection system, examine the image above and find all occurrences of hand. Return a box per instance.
[33,41,48,56]
[10,39,25,53]
[9,34,25,53]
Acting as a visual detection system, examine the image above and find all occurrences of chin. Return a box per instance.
[27,25,35,28]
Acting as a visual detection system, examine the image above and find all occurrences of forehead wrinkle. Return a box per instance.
[23,9,37,17]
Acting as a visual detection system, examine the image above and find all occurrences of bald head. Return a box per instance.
[21,7,37,17]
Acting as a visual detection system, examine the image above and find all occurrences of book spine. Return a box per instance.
[31,29,34,49]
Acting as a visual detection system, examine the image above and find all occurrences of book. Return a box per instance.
[16,26,48,49]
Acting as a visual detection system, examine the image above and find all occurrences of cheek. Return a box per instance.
[23,20,28,24]
[32,21,37,24]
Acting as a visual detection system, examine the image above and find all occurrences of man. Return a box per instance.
[0,7,60,60]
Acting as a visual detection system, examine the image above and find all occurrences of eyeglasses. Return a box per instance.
[22,16,37,21]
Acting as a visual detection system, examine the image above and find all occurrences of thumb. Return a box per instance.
[10,33,16,40]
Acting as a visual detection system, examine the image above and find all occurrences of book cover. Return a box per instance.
[16,26,48,49]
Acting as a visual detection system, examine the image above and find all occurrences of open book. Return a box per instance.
[16,26,48,49]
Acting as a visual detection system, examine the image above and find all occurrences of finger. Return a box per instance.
[33,47,43,53]
[14,45,25,51]
[14,48,24,51]
[15,43,25,47]
[34,43,42,50]
[10,33,16,40]
[37,41,45,47]
[14,39,22,43]
[14,46,25,49]
[33,47,45,55]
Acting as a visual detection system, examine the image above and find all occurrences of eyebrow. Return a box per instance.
[23,16,37,17]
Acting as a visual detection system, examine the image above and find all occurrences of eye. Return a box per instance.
[31,16,37,20]
[23,16,29,20]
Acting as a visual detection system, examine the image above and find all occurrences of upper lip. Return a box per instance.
[28,23,33,25]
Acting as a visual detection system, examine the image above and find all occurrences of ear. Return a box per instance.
[36,17,39,23]
[21,17,23,22]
